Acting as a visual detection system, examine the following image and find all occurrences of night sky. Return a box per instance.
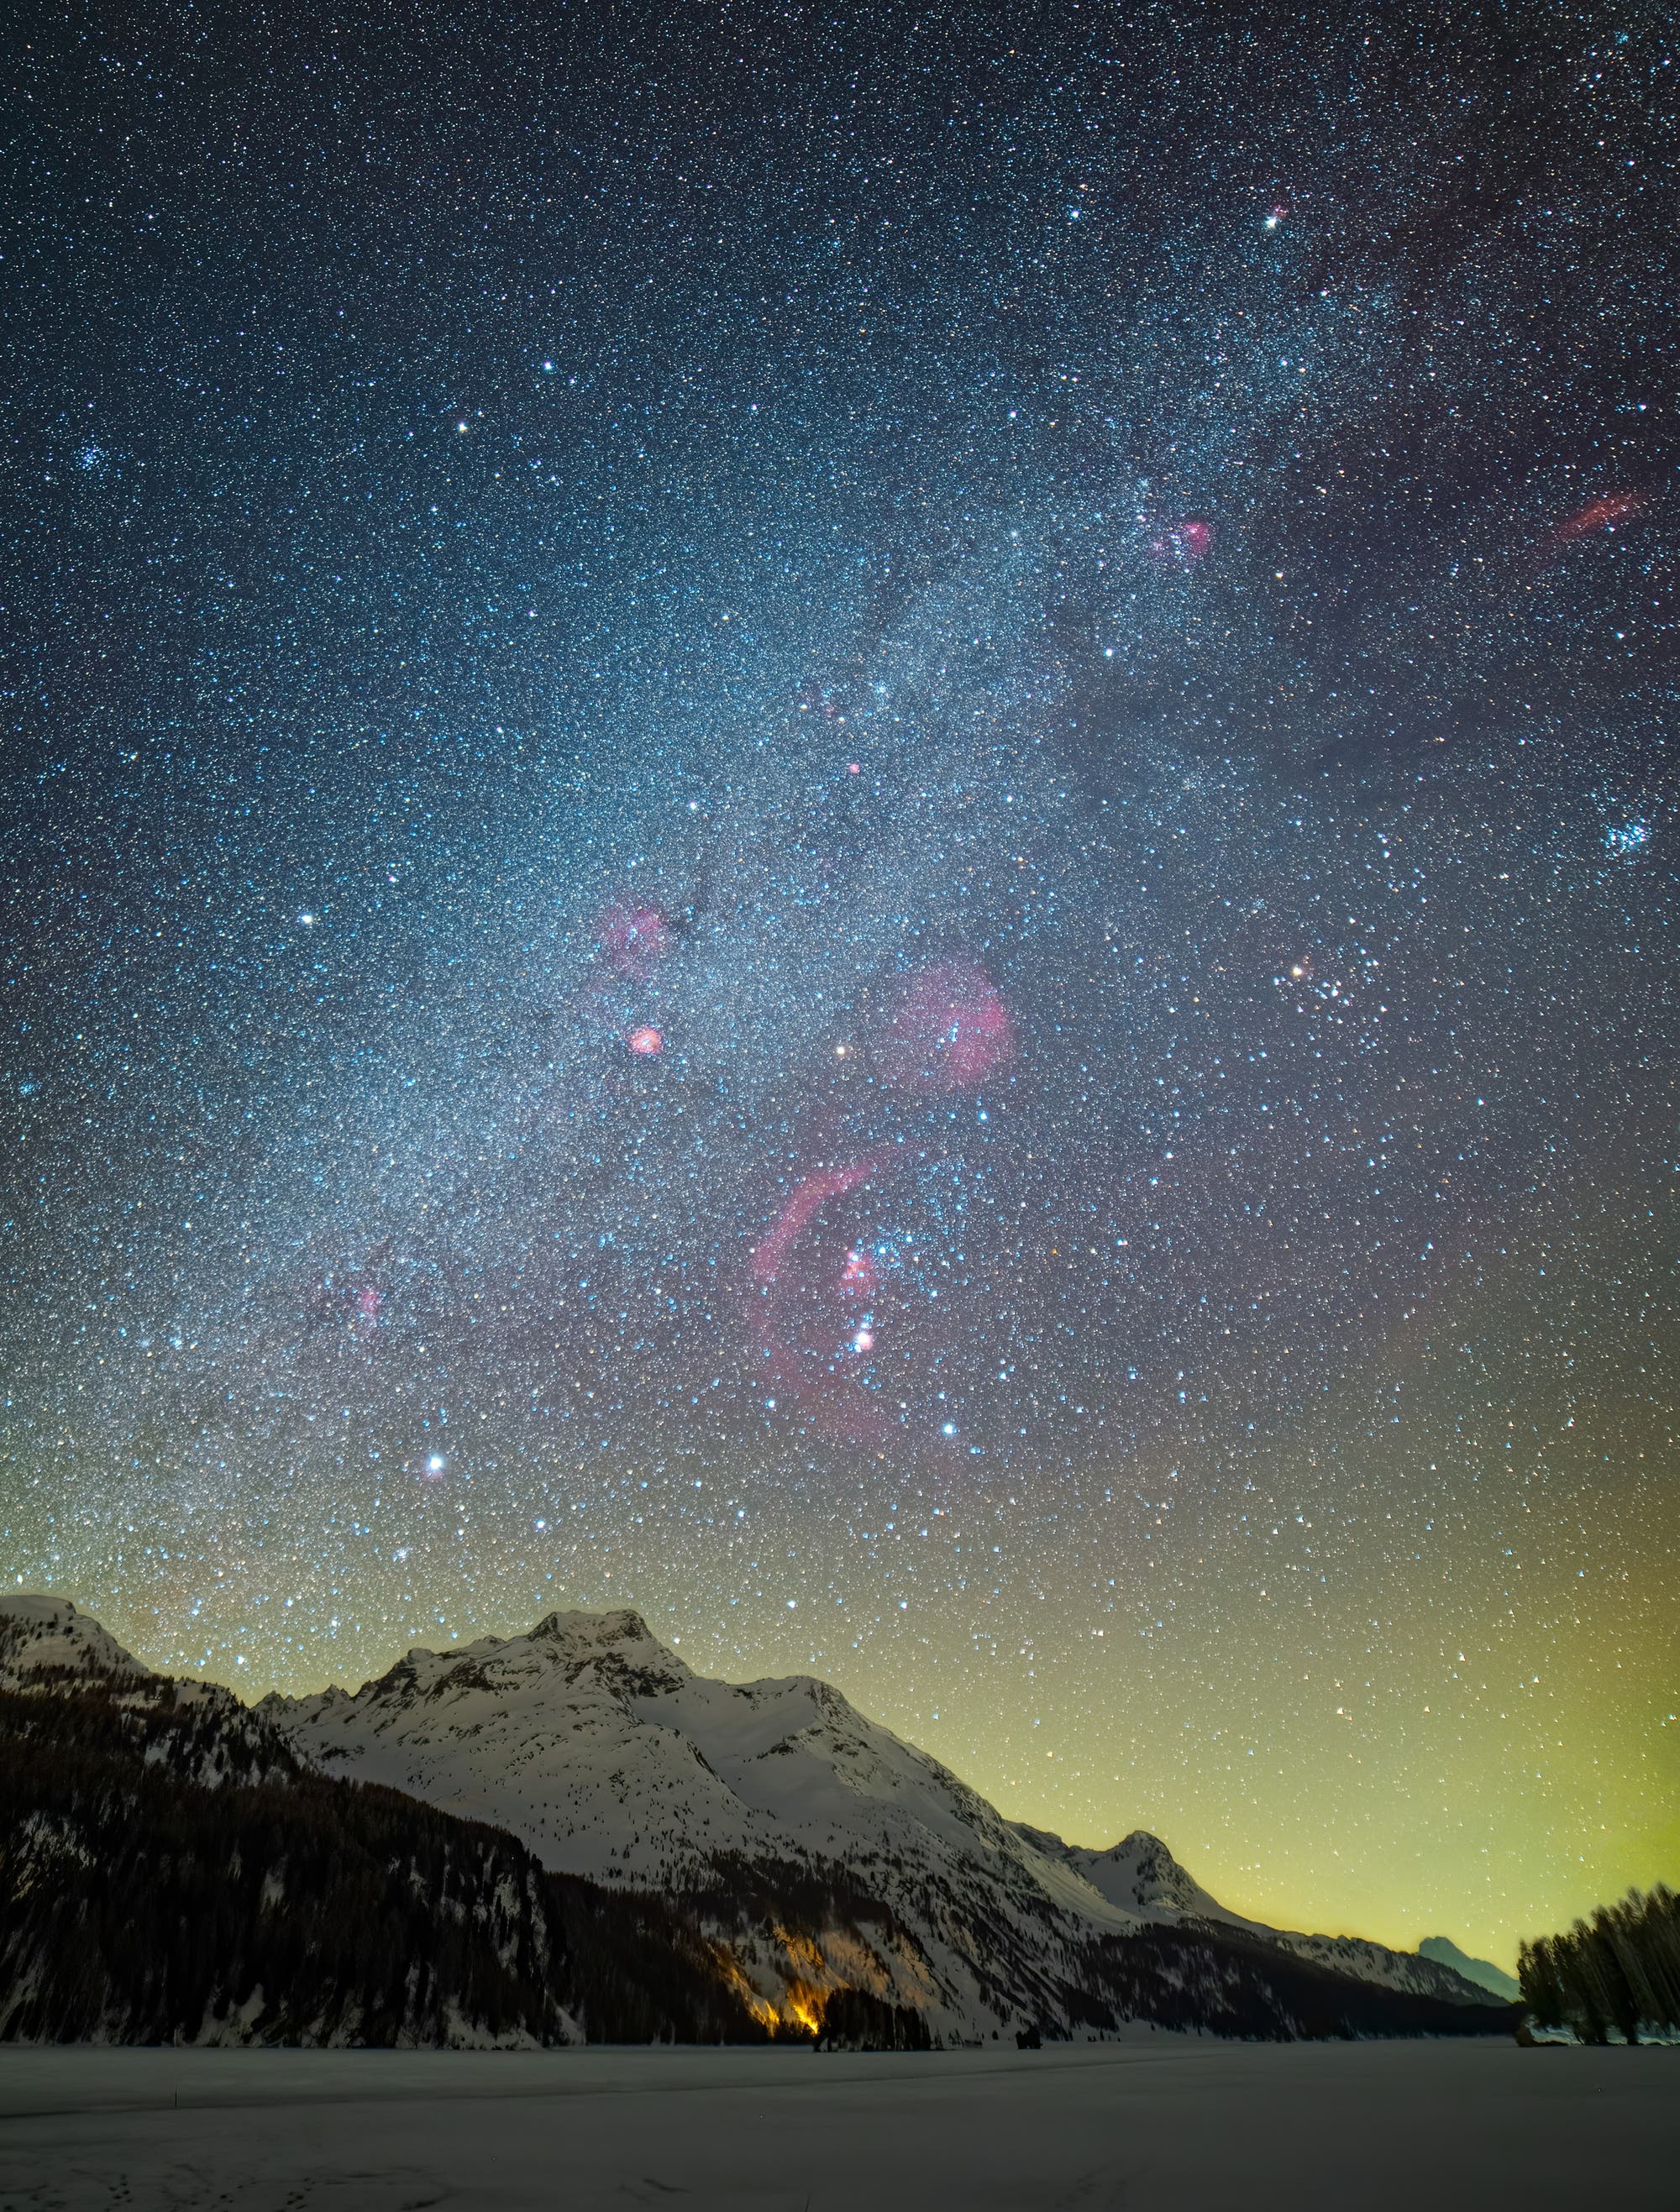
[4,3,1676,1966]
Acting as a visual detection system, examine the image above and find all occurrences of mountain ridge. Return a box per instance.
[4,1596,1513,2043]
[1418,1935,1521,2002]
[0,1596,767,2047]
[254,1601,1499,2034]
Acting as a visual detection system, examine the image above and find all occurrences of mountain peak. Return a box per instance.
[326,1605,695,1708]
[531,1606,661,1649]
[0,1594,152,1689]
[1092,1831,1210,1913]
[1417,1936,1521,2003]
[1113,1827,1175,1856]
[1014,1821,1225,1921]
[518,1606,690,1692]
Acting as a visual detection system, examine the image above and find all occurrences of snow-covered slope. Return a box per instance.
[261,1608,1140,2036]
[1015,1824,1231,1920]
[1016,1821,1496,2006]
[261,1607,1498,2033]
[0,1594,292,1788]
[0,1595,152,1688]
[0,1597,763,2049]
[264,1610,1108,1908]
[1250,1926,1500,2005]
[1419,1937,1521,2003]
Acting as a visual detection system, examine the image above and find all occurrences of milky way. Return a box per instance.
[3,4,1675,1962]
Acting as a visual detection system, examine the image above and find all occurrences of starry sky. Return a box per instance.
[4,3,1676,1968]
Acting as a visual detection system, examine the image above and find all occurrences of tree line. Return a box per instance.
[1518,1885,1680,2044]
[0,1682,767,2046]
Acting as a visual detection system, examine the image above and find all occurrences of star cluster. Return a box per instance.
[3,3,1675,1963]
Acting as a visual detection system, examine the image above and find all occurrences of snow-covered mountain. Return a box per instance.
[1419,1936,1522,2003]
[2,1595,1509,2042]
[260,1607,1125,2036]
[260,1605,1502,2036]
[0,1596,768,2048]
[0,1593,152,1688]
[1,1594,291,1790]
[1012,1823,1231,1921]
[1016,1821,1494,2007]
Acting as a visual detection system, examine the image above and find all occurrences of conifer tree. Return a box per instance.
[1518,1885,1680,2043]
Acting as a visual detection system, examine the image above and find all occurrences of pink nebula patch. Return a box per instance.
[597,901,675,982]
[751,1159,879,1287]
[627,1025,664,1056]
[875,960,1014,1092]
[1527,489,1649,575]
[1147,517,1213,566]
[748,1155,893,1448]
[1548,490,1647,548]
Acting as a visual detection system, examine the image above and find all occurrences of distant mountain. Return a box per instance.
[1419,1937,1522,2003]
[1018,1823,1501,2004]
[259,1603,1514,2042]
[0,1598,767,2048]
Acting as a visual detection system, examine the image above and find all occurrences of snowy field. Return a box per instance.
[0,2038,1672,2211]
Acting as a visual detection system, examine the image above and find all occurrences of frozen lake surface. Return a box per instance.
[0,2037,1672,2209]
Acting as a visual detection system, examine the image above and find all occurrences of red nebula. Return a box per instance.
[751,1159,879,1287]
[626,1025,664,1056]
[1527,489,1650,575]
[1546,490,1647,549]
[354,1283,382,1330]
[748,1156,894,1449]
[875,960,1014,1093]
[1147,517,1214,566]
[597,901,675,982]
